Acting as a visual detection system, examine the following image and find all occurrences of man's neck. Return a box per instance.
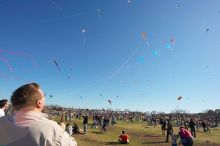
[16,106,42,113]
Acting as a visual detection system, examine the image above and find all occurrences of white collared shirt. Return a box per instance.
[0,111,77,146]
[0,108,5,117]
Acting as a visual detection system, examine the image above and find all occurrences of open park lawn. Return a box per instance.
[57,118,220,146]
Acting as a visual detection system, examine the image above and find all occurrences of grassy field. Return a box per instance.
[56,117,220,146]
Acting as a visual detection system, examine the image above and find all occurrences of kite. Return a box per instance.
[141,32,147,40]
[177,96,182,100]
[81,28,86,33]
[141,32,149,46]
[136,56,145,64]
[152,50,159,56]
[49,95,53,99]
[53,58,61,71]
[176,4,180,8]
[107,99,112,105]
[170,37,176,44]
[166,44,171,49]
[204,28,210,32]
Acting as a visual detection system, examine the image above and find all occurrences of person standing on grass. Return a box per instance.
[152,116,157,128]
[160,118,166,136]
[101,116,108,134]
[201,120,210,133]
[83,113,88,134]
[0,83,77,146]
[189,119,196,137]
[166,119,173,142]
[91,118,97,129]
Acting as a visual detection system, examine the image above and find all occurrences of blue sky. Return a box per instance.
[0,0,220,113]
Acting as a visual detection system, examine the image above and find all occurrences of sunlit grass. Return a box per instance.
[54,116,220,146]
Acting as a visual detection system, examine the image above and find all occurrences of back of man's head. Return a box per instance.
[10,83,42,111]
[0,99,8,108]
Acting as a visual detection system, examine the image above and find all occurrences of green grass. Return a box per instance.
[55,117,220,146]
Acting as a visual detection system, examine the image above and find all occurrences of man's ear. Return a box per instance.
[36,99,43,109]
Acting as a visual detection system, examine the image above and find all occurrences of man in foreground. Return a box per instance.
[0,83,77,146]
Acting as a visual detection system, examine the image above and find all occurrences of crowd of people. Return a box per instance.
[43,105,219,137]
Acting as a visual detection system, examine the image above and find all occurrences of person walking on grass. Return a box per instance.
[189,119,196,137]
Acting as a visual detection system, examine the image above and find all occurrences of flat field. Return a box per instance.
[56,118,220,146]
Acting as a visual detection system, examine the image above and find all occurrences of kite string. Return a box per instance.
[97,8,102,22]
[82,31,86,47]
[95,47,140,93]
[59,78,105,98]
[48,0,63,11]
[0,49,38,67]
[0,55,12,72]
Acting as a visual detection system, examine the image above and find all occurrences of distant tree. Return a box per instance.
[107,108,113,111]
[115,108,121,112]
[207,110,215,114]
[215,109,220,113]
[151,110,157,115]
[158,111,165,114]
[124,109,130,112]
[171,108,187,114]
[145,111,151,116]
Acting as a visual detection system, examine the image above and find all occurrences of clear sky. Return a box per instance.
[0,0,220,113]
